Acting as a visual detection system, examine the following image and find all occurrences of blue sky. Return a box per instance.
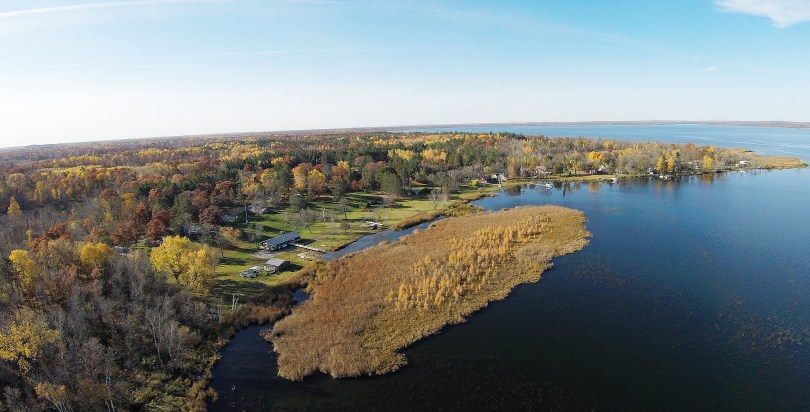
[1,0,810,147]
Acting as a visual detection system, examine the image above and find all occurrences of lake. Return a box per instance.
[209,125,810,410]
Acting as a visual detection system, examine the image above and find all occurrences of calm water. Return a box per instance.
[209,125,810,411]
[406,123,810,158]
[322,219,438,260]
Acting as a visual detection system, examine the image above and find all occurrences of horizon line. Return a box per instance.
[2,119,810,150]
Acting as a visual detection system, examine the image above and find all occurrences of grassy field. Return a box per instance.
[265,205,590,380]
[210,187,494,302]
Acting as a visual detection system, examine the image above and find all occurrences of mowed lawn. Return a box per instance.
[211,187,492,301]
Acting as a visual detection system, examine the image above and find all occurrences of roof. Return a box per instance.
[265,258,288,267]
[262,231,301,247]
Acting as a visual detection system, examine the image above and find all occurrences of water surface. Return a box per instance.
[406,123,810,158]
[209,125,810,410]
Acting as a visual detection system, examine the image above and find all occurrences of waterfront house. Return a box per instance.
[261,232,301,251]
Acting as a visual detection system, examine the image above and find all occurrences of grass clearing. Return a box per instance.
[210,187,494,302]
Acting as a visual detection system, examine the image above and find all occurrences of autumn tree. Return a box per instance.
[146,218,168,242]
[219,227,242,245]
[177,247,217,293]
[702,155,715,171]
[666,150,680,173]
[150,235,190,279]
[150,235,216,293]
[655,155,667,174]
[9,249,37,296]
[587,151,605,167]
[7,196,21,216]
[0,307,60,371]
[291,163,313,191]
[78,242,111,275]
[306,168,326,195]
[110,221,140,246]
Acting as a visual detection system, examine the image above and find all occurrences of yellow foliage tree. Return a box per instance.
[666,150,679,173]
[587,151,605,165]
[388,149,416,161]
[78,242,111,274]
[7,196,21,216]
[291,163,313,191]
[35,382,70,411]
[150,235,215,293]
[702,155,715,170]
[0,307,60,371]
[421,148,447,163]
[150,235,191,279]
[336,160,351,171]
[655,156,666,174]
[307,168,326,194]
[8,249,37,296]
[178,247,217,294]
[219,227,242,245]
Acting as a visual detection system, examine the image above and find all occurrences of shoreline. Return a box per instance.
[201,153,807,406]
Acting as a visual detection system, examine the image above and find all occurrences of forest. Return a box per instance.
[0,131,803,410]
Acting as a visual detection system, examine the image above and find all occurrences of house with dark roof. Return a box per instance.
[261,232,301,251]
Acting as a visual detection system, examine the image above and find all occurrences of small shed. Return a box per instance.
[237,266,264,278]
[264,258,289,273]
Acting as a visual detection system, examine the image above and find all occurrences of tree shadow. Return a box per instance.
[211,278,273,299]
[220,256,247,266]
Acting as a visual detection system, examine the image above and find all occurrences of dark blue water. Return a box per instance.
[209,125,810,411]
[322,219,438,260]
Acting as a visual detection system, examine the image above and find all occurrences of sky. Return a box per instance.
[1,0,810,147]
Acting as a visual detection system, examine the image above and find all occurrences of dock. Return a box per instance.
[292,243,326,253]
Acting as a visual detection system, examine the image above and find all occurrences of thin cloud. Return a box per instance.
[0,49,407,77]
[716,0,810,27]
[0,61,100,77]
[0,0,215,19]
[699,63,733,72]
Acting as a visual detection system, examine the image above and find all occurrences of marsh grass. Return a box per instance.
[266,206,590,380]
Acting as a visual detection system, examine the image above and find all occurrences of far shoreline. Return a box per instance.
[5,120,810,152]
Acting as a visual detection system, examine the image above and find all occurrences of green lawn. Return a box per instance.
[211,187,492,301]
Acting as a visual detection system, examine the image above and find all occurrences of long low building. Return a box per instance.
[261,231,301,251]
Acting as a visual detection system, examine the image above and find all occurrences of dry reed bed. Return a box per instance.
[265,205,590,380]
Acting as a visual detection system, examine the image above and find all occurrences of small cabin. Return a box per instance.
[264,258,289,273]
[261,232,301,251]
[738,160,750,167]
